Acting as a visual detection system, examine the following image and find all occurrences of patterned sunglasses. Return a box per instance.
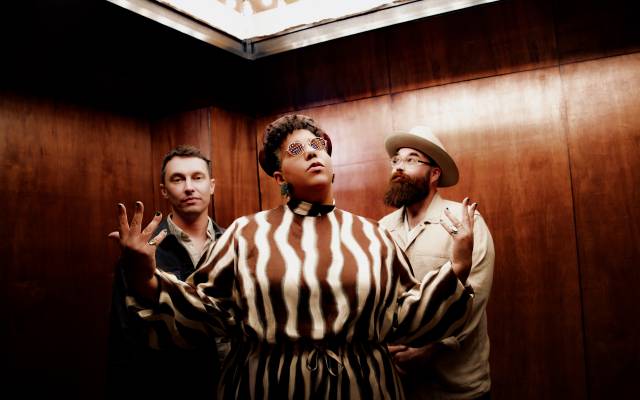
[286,137,328,157]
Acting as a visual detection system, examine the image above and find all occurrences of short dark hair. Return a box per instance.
[259,114,332,177]
[160,145,212,183]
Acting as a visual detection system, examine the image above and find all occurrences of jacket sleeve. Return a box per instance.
[126,220,241,349]
[385,229,475,347]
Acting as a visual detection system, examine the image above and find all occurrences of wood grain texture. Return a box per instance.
[211,107,261,227]
[385,0,558,93]
[554,0,640,64]
[254,30,390,116]
[0,92,153,398]
[332,159,396,220]
[561,53,640,400]
[390,67,587,399]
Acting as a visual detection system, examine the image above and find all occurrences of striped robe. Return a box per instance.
[131,201,473,399]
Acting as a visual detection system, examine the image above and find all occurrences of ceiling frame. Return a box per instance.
[107,0,500,60]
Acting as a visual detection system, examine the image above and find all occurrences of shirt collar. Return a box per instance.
[423,192,446,223]
[287,198,336,216]
[166,214,215,241]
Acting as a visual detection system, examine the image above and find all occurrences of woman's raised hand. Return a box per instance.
[108,201,167,297]
[440,197,477,283]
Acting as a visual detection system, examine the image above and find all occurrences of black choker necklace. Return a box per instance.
[287,199,336,216]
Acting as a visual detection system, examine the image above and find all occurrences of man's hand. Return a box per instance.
[440,197,477,283]
[388,344,440,375]
[108,201,167,300]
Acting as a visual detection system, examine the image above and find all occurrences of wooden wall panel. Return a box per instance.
[0,92,153,398]
[211,107,261,227]
[332,160,395,219]
[561,53,640,400]
[389,68,586,399]
[385,0,558,94]
[149,108,211,216]
[254,30,390,116]
[554,0,640,64]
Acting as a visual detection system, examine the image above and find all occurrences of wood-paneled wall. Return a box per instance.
[0,92,154,397]
[0,98,259,398]
[561,53,640,400]
[254,69,588,397]
[211,107,260,227]
[2,0,639,399]
[252,1,640,399]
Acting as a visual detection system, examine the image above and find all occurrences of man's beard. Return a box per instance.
[383,171,430,208]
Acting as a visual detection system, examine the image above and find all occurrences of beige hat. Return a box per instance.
[384,126,459,187]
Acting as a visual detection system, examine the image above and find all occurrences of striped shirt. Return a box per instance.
[130,200,474,399]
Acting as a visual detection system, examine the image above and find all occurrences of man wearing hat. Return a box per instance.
[380,126,495,400]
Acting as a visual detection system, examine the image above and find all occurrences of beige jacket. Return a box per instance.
[380,193,495,399]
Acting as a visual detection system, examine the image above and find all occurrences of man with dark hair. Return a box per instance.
[380,127,495,400]
[106,145,225,399]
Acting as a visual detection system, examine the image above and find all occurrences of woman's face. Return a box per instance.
[275,128,334,202]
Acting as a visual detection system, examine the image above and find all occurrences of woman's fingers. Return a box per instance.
[129,201,144,234]
[388,344,408,355]
[443,206,462,231]
[442,197,478,237]
[460,197,470,226]
[439,218,458,236]
[442,197,467,237]
[466,201,478,230]
[113,202,162,248]
[141,211,163,241]
[146,229,168,247]
[117,203,129,239]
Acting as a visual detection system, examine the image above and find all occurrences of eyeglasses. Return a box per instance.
[390,155,434,168]
[286,137,327,157]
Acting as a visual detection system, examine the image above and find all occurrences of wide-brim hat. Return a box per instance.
[384,126,459,187]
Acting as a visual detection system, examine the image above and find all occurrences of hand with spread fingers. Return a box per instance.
[440,197,477,283]
[107,201,167,300]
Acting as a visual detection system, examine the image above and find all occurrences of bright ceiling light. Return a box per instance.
[241,0,254,16]
[261,0,273,7]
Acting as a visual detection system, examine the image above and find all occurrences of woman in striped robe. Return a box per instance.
[117,114,478,399]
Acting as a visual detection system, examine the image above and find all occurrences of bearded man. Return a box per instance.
[380,126,495,400]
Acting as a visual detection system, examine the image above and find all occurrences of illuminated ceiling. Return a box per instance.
[108,0,500,59]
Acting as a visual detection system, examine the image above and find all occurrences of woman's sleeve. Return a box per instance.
[126,220,241,349]
[384,229,475,347]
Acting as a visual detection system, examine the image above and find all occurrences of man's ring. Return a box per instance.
[450,227,459,235]
[147,239,158,246]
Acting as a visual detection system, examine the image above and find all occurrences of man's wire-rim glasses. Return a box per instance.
[390,155,434,168]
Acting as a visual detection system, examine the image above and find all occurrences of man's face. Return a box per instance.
[276,128,333,196]
[160,156,214,218]
[383,147,438,208]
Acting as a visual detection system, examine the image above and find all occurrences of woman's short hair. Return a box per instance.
[259,114,332,177]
